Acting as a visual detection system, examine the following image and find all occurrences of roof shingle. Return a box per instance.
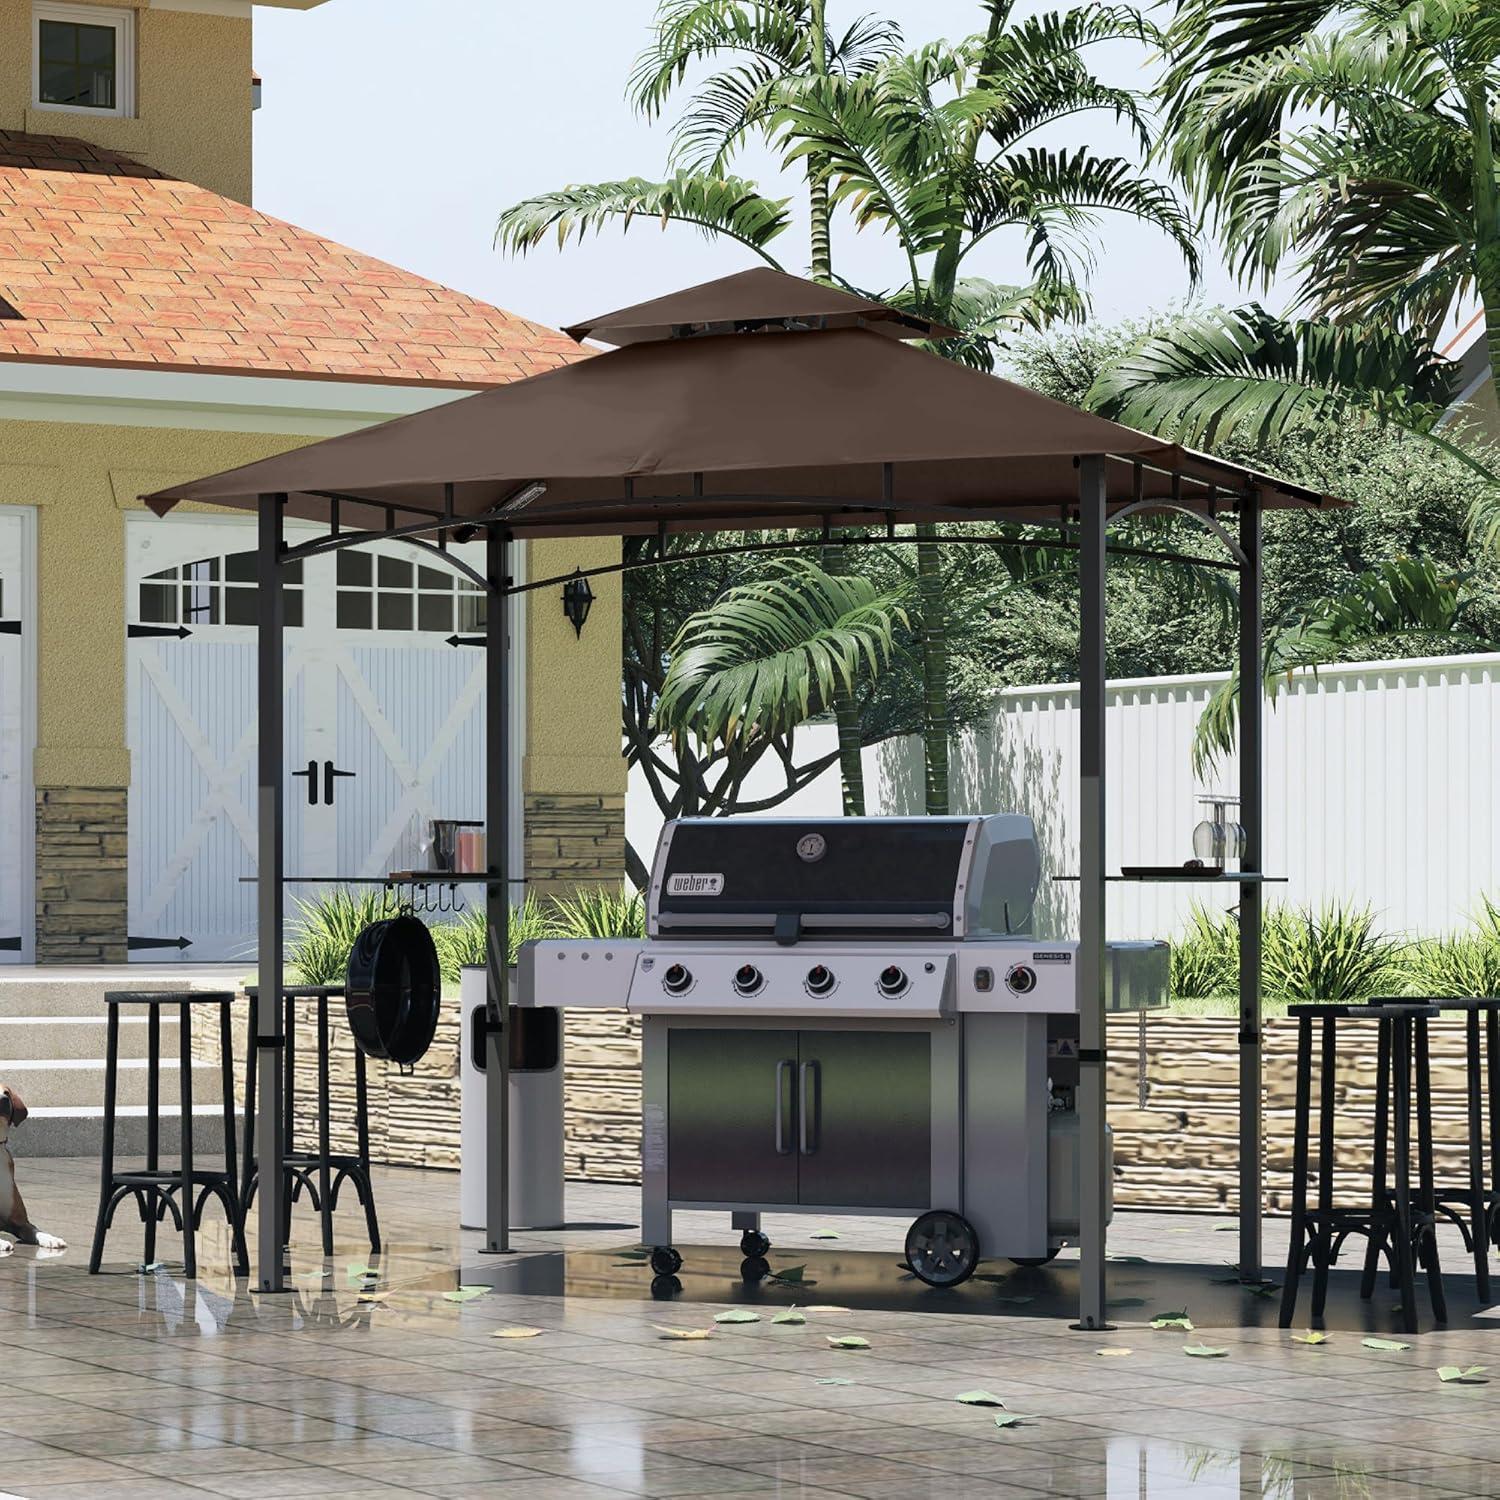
[0,129,580,386]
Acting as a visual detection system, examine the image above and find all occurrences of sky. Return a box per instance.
[250,0,1294,339]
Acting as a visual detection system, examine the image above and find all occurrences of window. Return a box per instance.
[336,549,486,634]
[140,551,304,629]
[33,4,134,117]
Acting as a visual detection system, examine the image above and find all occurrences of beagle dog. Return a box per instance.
[0,1086,65,1251]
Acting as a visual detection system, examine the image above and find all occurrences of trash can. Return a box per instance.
[459,965,565,1230]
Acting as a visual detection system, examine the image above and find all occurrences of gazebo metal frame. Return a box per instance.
[145,269,1329,1330]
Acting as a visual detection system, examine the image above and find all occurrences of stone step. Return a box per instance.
[0,973,242,1019]
[0,1058,225,1109]
[10,1105,227,1159]
[0,1015,188,1062]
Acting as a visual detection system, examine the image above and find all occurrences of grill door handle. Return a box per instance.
[799,1060,818,1155]
[774,1058,793,1155]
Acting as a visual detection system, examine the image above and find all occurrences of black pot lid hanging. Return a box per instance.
[345,915,441,1068]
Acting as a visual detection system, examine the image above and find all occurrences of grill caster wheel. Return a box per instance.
[741,1255,771,1284]
[650,1274,682,1300]
[739,1229,771,1258]
[649,1246,682,1276]
[1009,1249,1060,1267]
[905,1210,979,1288]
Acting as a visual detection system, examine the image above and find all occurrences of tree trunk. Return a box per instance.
[806,0,832,282]
[822,542,866,815]
[1470,81,1500,404]
[916,526,949,815]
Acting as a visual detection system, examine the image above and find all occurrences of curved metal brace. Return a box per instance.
[1109,499,1249,568]
[329,1162,374,1213]
[284,527,493,594]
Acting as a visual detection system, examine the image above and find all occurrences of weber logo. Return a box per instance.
[1032,950,1072,964]
[667,873,725,897]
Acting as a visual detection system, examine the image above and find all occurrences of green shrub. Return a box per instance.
[548,883,645,940]
[1170,904,1240,999]
[1262,903,1406,1003]
[285,886,401,985]
[1404,935,1500,999]
[429,895,551,983]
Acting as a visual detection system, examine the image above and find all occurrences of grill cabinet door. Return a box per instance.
[796,1031,931,1209]
[667,1028,799,1205]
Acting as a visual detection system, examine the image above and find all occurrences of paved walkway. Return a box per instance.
[1,1160,1498,1497]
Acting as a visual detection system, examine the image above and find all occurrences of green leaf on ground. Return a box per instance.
[442,1286,490,1303]
[613,1248,652,1261]
[345,1264,377,1284]
[955,1390,1005,1407]
[827,1335,871,1349]
[1362,1338,1411,1352]
[805,1304,850,1313]
[1438,1365,1488,1383]
[773,1308,807,1325]
[654,1325,713,1340]
[493,1327,544,1339]
[1183,1345,1229,1358]
[1095,1347,1132,1357]
[1108,1254,1148,1264]
[994,1413,1029,1428]
[713,1308,761,1323]
[809,1230,840,1240]
[816,1377,854,1385]
[769,1264,811,1285]
[1150,1310,1194,1331]
[1292,1331,1330,1345]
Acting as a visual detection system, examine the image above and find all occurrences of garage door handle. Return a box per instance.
[774,1058,793,1156]
[323,761,357,804]
[290,760,318,805]
[799,1061,818,1156]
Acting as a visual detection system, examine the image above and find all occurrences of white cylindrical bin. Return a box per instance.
[460,964,566,1230]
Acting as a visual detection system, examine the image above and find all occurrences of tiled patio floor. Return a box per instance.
[2,1158,1499,1497]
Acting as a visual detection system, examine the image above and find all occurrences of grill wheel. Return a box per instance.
[904,1210,979,1288]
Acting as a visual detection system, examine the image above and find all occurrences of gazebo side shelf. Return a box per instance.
[140,268,1342,1330]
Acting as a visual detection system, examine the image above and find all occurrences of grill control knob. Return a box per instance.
[662,963,693,994]
[1006,964,1037,995]
[805,964,835,996]
[733,963,764,995]
[878,965,909,996]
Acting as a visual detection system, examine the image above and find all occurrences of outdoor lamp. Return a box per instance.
[561,569,595,637]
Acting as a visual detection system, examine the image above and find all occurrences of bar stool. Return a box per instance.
[88,991,247,1278]
[241,984,380,1256]
[1370,996,1500,1298]
[1279,1002,1444,1333]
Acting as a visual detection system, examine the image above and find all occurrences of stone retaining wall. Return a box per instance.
[35,787,127,964]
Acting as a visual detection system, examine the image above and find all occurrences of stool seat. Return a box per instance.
[1371,995,1500,1011]
[90,991,246,1278]
[243,984,345,999]
[1290,1002,1439,1017]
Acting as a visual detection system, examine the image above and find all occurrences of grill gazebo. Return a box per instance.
[144,269,1337,1328]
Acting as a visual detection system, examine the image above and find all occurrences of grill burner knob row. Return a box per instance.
[878,965,909,996]
[733,964,764,995]
[805,964,835,996]
[662,963,693,994]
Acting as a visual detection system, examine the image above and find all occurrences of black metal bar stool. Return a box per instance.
[1370,996,1500,1299]
[241,984,380,1256]
[88,991,247,1278]
[1279,1002,1444,1333]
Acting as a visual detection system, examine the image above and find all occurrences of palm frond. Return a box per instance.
[496,172,792,265]
[655,559,909,744]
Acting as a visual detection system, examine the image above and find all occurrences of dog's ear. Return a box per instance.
[3,1087,26,1126]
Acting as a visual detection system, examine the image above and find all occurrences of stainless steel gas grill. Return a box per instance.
[516,815,1167,1287]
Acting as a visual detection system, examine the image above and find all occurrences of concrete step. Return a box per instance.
[0,1058,225,1109]
[10,1105,227,1159]
[0,974,242,1019]
[0,1015,187,1062]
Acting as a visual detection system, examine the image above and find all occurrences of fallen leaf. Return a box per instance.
[654,1325,713,1340]
[1107,1254,1147,1264]
[356,1291,389,1305]
[493,1327,544,1339]
[1214,1224,1239,1232]
[613,1248,652,1261]
[1248,1283,1280,1300]
[773,1308,807,1325]
[805,1304,850,1313]
[1095,1347,1132,1357]
[955,1390,1005,1407]
[1292,1331,1330,1345]
[769,1264,810,1285]
[139,1260,168,1274]
[1150,1309,1194,1331]
[1362,1338,1411,1352]
[816,1377,854,1385]
[827,1335,870,1349]
[994,1413,1030,1428]
[809,1230,840,1240]
[1183,1345,1229,1358]
[442,1285,490,1303]
[713,1308,760,1324]
[1438,1365,1488,1383]
[345,1264,377,1285]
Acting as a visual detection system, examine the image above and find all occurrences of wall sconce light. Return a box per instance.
[561,569,595,638]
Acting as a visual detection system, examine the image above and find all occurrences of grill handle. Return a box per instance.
[799,1060,818,1156]
[774,1058,794,1155]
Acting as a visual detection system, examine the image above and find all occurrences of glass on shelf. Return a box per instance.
[1191,794,1242,871]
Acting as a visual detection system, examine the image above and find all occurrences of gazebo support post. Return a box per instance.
[1238,491,1264,1282]
[255,492,287,1292]
[482,525,513,1255]
[1075,454,1110,1330]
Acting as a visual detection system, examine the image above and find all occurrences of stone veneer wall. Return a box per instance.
[35,787,127,963]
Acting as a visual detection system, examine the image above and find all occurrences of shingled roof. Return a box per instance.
[0,129,579,387]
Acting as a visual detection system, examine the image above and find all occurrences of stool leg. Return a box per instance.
[282,995,295,1241]
[179,1000,197,1279]
[144,1004,160,1269]
[220,1002,248,1277]
[1279,1015,1313,1329]
[1415,1020,1446,1323]
[354,1046,381,1254]
[317,996,333,1258]
[88,1006,121,1274]
[1362,1018,1391,1299]
[1392,1018,1418,1334]
[1488,1010,1500,1252]
[1310,1015,1336,1325]
[241,997,257,1213]
[1467,1010,1490,1299]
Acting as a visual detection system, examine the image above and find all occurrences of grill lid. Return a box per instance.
[649,815,1039,941]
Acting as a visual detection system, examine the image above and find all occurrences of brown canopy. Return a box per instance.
[143,271,1334,536]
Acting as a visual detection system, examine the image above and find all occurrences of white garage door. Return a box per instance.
[127,516,492,961]
[0,509,34,964]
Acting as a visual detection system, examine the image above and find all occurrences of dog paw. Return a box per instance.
[0,1239,12,1257]
[33,1232,66,1251]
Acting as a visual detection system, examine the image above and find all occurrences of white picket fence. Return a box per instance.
[626,651,1500,941]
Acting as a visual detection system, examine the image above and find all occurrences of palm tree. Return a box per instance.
[1085,304,1500,763]
[1159,0,1500,378]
